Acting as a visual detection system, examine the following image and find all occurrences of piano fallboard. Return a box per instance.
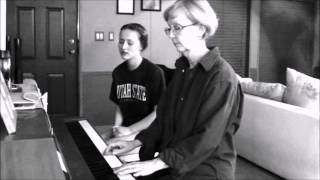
[51,117,96,180]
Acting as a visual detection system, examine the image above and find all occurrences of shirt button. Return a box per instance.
[182,69,185,73]
[180,97,184,101]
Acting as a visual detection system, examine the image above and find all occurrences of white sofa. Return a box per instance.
[235,94,319,180]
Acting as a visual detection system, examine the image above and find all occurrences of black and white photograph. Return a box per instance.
[141,0,161,11]
[117,0,135,14]
[0,0,319,180]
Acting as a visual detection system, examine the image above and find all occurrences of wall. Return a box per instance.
[79,0,179,125]
[258,0,317,83]
[0,0,6,50]
[80,0,178,72]
[313,0,319,77]
[248,0,261,81]
[207,0,249,77]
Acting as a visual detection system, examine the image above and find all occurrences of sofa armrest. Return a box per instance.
[235,94,319,179]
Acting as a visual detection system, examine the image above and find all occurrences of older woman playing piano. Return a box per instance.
[104,0,243,179]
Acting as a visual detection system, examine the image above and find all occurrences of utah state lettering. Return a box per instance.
[116,83,147,101]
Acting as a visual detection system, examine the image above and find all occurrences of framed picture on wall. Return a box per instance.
[117,0,135,15]
[141,0,161,11]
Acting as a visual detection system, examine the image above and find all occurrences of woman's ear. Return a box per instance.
[198,25,207,39]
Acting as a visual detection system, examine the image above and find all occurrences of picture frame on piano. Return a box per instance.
[0,71,17,134]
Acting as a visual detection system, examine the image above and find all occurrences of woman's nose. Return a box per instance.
[168,30,176,39]
[121,42,128,49]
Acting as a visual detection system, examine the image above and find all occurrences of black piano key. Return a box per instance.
[66,121,119,180]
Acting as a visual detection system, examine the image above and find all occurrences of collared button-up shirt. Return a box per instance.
[136,47,243,180]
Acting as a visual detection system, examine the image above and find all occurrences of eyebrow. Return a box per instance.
[119,38,134,43]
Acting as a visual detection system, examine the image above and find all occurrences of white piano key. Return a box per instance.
[119,153,140,163]
[79,120,107,153]
[103,155,136,180]
[104,155,123,168]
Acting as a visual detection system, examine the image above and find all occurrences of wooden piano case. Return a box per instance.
[0,109,66,180]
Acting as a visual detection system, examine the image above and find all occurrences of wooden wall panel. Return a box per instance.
[82,72,115,126]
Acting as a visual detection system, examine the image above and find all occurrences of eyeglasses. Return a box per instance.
[164,23,196,36]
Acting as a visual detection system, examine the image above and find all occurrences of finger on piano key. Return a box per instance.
[112,126,120,137]
[105,139,137,156]
[103,144,121,155]
[67,120,136,180]
[103,146,113,155]
[114,163,138,175]
[103,155,123,168]
[110,145,130,155]
[103,155,136,180]
[119,153,140,163]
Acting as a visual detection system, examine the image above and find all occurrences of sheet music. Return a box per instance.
[10,82,43,110]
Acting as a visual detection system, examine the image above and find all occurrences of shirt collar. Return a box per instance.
[175,56,189,69]
[175,47,220,72]
[198,47,220,71]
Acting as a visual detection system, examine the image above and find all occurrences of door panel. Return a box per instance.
[7,0,78,117]
[18,7,35,58]
[47,8,65,58]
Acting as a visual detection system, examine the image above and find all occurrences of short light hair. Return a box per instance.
[163,0,219,39]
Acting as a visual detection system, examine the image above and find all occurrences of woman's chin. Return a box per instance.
[175,45,186,53]
[121,55,130,60]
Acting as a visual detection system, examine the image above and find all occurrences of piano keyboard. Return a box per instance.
[66,120,136,180]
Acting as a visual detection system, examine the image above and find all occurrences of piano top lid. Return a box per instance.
[0,137,65,180]
[1,109,52,141]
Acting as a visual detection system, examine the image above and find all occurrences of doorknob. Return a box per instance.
[68,49,76,55]
[68,39,75,44]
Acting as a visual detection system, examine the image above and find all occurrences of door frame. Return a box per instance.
[76,0,81,116]
[76,0,83,116]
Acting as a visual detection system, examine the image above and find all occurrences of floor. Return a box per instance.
[235,156,284,180]
[95,125,284,180]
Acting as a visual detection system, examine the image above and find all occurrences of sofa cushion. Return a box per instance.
[240,81,286,101]
[284,68,319,111]
[236,74,253,83]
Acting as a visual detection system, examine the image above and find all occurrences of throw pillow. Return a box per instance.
[241,81,286,101]
[284,68,319,111]
[236,74,253,83]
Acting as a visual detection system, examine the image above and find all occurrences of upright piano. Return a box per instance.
[1,108,138,180]
[0,72,138,179]
[0,109,66,180]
